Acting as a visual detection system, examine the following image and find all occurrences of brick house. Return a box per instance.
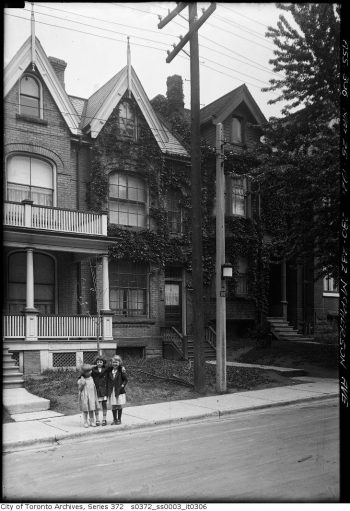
[3,36,190,374]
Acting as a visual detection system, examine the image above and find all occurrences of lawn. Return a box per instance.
[19,355,300,419]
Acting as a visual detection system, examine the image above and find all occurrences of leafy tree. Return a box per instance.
[257,3,340,280]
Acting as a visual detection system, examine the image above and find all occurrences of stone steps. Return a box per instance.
[3,349,24,389]
[266,317,315,342]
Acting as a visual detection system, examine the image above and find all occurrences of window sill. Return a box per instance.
[16,114,48,126]
[323,292,339,297]
[112,317,156,325]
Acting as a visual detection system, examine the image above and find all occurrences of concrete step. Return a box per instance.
[3,369,24,377]
[3,388,50,415]
[3,379,25,389]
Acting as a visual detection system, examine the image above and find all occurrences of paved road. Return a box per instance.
[3,399,339,502]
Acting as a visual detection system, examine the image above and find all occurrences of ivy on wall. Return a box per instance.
[88,94,274,328]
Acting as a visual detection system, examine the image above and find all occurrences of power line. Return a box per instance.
[219,3,271,29]
[5,11,275,89]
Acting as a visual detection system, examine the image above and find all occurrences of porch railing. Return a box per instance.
[204,325,216,350]
[37,315,101,338]
[3,315,25,338]
[4,201,107,236]
[2,314,102,339]
[161,326,186,358]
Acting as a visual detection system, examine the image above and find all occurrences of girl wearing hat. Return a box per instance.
[91,354,108,426]
[78,363,99,428]
[106,355,128,425]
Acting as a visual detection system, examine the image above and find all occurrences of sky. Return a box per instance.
[4,2,289,120]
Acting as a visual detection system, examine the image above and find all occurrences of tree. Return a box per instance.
[256,3,340,280]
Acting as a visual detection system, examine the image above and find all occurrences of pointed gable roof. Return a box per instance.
[81,65,188,157]
[200,84,267,126]
[4,36,81,135]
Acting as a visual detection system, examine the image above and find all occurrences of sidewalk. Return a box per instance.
[3,376,338,453]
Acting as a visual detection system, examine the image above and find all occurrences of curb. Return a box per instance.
[2,393,338,454]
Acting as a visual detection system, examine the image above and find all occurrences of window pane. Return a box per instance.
[109,262,147,316]
[34,254,55,284]
[165,284,180,306]
[128,176,144,202]
[7,156,31,185]
[31,159,53,188]
[21,96,40,117]
[7,183,30,203]
[8,252,26,281]
[232,118,242,144]
[21,76,39,96]
[30,187,53,206]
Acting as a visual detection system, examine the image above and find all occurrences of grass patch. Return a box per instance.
[18,357,296,420]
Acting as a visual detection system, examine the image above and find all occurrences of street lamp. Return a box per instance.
[221,262,233,280]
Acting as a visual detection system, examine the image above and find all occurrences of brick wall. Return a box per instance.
[4,64,75,210]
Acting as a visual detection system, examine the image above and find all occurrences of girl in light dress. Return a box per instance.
[78,363,99,428]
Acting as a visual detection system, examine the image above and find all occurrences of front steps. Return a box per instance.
[3,348,24,389]
[187,335,216,360]
[3,347,50,415]
[267,317,315,342]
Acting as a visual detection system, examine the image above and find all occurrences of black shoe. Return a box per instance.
[116,419,121,424]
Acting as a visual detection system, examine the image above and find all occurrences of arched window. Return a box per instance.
[6,155,54,206]
[108,172,146,227]
[20,75,41,117]
[7,252,55,314]
[231,117,242,144]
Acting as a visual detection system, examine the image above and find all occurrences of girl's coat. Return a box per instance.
[91,366,108,397]
[106,366,128,399]
[78,375,99,412]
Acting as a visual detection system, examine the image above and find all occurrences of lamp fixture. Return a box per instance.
[221,262,233,279]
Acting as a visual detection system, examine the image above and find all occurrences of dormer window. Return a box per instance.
[20,75,41,118]
[119,101,138,139]
[231,117,243,145]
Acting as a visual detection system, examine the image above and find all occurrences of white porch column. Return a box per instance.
[25,248,38,340]
[26,248,35,310]
[102,254,110,311]
[101,254,113,341]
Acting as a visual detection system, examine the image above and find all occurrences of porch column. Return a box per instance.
[101,254,113,341]
[25,248,38,340]
[102,254,110,311]
[281,258,288,320]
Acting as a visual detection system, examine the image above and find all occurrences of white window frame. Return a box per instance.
[108,171,147,228]
[231,116,243,145]
[118,101,138,140]
[19,74,43,119]
[6,154,57,207]
[323,275,339,297]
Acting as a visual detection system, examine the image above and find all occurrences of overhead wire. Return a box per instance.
[31,3,280,78]
[4,11,273,90]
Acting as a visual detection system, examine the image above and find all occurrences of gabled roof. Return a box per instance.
[200,84,267,126]
[81,65,188,157]
[4,36,81,135]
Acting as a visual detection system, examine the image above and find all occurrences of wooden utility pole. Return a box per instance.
[215,123,227,392]
[158,2,216,393]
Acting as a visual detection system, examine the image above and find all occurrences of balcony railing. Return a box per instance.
[3,314,102,339]
[4,201,107,236]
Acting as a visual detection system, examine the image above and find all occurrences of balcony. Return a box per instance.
[4,201,107,236]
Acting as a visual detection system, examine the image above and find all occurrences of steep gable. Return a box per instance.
[4,36,80,135]
[82,66,188,157]
[200,84,267,127]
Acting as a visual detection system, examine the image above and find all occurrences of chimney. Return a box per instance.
[166,75,184,116]
[48,57,67,89]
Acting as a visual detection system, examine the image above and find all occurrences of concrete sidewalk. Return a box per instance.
[3,376,338,453]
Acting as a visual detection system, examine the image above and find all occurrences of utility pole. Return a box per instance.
[158,3,216,393]
[215,123,227,392]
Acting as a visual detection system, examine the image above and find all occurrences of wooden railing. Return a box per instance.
[37,315,101,338]
[204,325,216,350]
[161,326,186,358]
[2,314,102,339]
[4,201,107,236]
[2,315,25,338]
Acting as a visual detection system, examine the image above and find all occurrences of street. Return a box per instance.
[3,399,339,502]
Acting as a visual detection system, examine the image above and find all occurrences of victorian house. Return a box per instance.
[3,35,190,376]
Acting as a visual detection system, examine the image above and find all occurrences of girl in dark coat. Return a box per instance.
[91,354,108,426]
[106,355,128,425]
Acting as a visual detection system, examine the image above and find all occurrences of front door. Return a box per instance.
[165,281,182,330]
